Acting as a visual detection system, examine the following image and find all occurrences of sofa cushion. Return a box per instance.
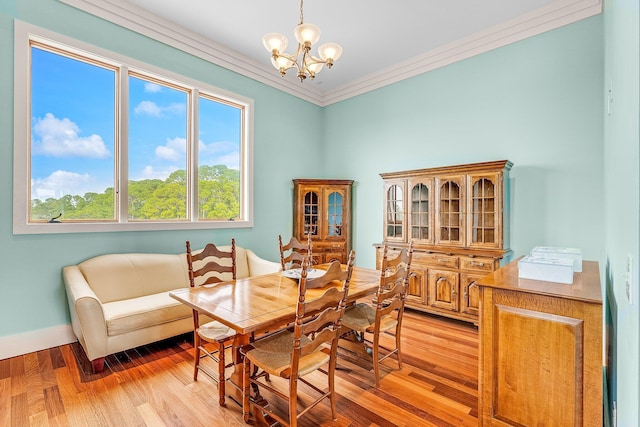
[102,290,192,336]
[78,253,189,303]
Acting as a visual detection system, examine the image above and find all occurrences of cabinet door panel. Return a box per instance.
[324,188,347,240]
[408,178,434,244]
[435,175,466,247]
[467,172,502,249]
[384,181,407,242]
[491,304,583,426]
[407,269,425,304]
[299,186,322,238]
[427,269,459,311]
[460,274,482,316]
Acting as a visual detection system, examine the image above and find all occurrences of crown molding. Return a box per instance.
[60,0,326,105]
[60,0,601,107]
[323,0,602,105]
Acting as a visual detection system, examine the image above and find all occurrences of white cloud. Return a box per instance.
[144,82,162,93]
[31,170,105,201]
[155,137,186,161]
[199,140,240,169]
[134,100,163,117]
[134,101,185,117]
[32,113,110,158]
[216,152,240,170]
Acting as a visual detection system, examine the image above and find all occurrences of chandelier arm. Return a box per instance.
[305,54,325,65]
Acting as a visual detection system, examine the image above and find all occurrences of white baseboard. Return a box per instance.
[0,324,77,360]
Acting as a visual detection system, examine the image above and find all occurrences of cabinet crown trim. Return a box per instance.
[380,159,512,179]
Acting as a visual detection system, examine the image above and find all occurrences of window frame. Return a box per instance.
[13,21,254,234]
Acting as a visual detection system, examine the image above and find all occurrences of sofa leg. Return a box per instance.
[92,357,105,373]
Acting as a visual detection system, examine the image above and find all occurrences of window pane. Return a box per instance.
[30,45,116,222]
[197,95,242,220]
[128,75,188,220]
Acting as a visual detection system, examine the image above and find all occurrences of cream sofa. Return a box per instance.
[63,246,280,372]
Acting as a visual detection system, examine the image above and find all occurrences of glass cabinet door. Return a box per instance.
[326,191,343,237]
[435,176,465,246]
[467,173,501,249]
[303,190,319,236]
[384,181,406,242]
[409,178,433,244]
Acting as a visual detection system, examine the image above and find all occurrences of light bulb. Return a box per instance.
[262,33,288,54]
[318,43,343,62]
[294,23,321,46]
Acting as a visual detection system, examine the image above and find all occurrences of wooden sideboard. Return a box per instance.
[476,258,603,426]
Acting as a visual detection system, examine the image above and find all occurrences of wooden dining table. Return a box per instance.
[169,264,381,405]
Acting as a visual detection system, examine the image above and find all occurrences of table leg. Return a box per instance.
[226,333,250,407]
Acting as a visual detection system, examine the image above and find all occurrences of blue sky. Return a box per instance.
[30,46,241,201]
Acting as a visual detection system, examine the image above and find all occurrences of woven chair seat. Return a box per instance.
[246,330,329,378]
[342,303,397,333]
[197,320,235,342]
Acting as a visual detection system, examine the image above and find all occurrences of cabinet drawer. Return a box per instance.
[413,252,459,269]
[316,242,345,252]
[460,256,495,273]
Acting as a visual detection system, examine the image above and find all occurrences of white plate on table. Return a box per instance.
[281,268,324,280]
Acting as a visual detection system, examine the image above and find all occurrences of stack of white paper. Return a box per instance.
[518,255,574,284]
[531,246,583,272]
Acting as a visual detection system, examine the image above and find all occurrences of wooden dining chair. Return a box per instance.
[185,239,237,406]
[241,252,356,427]
[278,233,312,270]
[340,242,413,387]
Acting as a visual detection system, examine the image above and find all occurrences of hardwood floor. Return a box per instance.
[0,310,479,427]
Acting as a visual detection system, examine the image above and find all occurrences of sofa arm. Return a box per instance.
[63,265,109,361]
[245,249,281,276]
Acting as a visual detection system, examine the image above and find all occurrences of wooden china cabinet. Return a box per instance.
[292,179,353,264]
[376,160,512,324]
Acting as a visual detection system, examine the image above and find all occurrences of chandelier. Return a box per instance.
[262,0,342,82]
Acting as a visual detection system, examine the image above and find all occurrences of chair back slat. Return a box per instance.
[279,234,313,270]
[302,287,343,315]
[186,239,236,287]
[306,261,347,289]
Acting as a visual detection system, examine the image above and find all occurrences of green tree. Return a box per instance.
[30,165,240,222]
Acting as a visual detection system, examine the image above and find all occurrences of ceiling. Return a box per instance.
[63,0,602,105]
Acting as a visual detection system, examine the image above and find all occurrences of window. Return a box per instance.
[14,21,253,234]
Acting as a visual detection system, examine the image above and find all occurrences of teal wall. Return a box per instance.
[604,0,640,425]
[3,0,636,424]
[324,17,605,269]
[0,0,324,337]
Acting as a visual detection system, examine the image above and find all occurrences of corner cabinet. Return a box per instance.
[293,179,353,265]
[376,160,512,324]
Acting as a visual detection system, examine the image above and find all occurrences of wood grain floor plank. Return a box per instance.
[0,377,11,426]
[28,409,49,427]
[0,357,11,380]
[24,352,47,417]
[11,392,29,427]
[3,311,478,426]
[10,355,26,396]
